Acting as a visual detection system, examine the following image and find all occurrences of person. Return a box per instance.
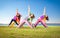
[34,15,49,28]
[8,9,21,26]
[17,14,35,28]
[17,6,35,28]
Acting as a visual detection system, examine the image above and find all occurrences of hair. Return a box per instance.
[46,16,49,20]
[30,14,35,18]
[16,13,21,21]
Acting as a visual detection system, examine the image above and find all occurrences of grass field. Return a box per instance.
[0,26,60,38]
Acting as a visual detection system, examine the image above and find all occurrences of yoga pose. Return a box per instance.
[34,7,49,28]
[17,6,35,28]
[34,15,48,28]
[17,14,35,28]
[8,9,21,26]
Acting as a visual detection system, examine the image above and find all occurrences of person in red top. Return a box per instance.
[8,9,21,26]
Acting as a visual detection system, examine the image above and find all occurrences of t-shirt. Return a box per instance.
[13,16,17,20]
[24,16,33,22]
[40,15,46,22]
[27,17,33,22]
[40,15,45,19]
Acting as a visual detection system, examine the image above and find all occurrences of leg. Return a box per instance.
[17,20,25,28]
[34,19,40,27]
[25,20,33,28]
[41,20,47,28]
[9,19,14,25]
[13,20,19,25]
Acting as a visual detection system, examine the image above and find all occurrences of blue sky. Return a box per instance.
[0,0,60,24]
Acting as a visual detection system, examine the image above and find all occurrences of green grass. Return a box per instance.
[0,26,60,38]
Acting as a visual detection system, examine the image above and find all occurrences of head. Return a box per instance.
[30,14,35,18]
[16,13,20,16]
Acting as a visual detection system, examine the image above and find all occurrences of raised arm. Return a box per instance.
[28,5,30,16]
[16,9,18,15]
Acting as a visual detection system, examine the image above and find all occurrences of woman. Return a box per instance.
[17,13,35,28]
[34,15,49,28]
[8,9,21,26]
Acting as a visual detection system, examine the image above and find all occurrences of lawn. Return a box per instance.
[0,26,60,38]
